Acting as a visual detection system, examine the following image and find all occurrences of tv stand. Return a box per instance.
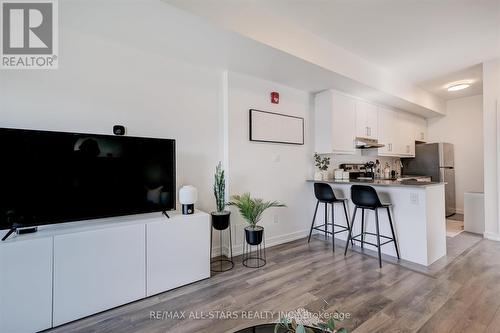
[0,211,210,333]
[162,210,170,219]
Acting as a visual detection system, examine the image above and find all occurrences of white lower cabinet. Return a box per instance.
[0,211,210,333]
[53,224,146,326]
[146,214,210,296]
[0,238,53,333]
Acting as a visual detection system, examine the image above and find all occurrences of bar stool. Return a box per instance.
[307,183,352,251]
[344,185,400,268]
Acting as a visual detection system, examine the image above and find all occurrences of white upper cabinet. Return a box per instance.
[355,100,378,139]
[378,108,424,157]
[414,116,427,142]
[378,107,397,156]
[314,90,356,154]
[396,112,416,157]
[315,89,426,157]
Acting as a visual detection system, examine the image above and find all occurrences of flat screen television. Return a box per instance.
[0,128,176,230]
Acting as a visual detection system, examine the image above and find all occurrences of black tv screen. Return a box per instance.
[0,128,176,230]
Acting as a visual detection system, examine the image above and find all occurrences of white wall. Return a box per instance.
[227,72,314,251]
[0,1,223,212]
[483,58,500,240]
[427,95,484,213]
[0,1,317,252]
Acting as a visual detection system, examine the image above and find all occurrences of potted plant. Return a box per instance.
[228,193,285,245]
[314,153,330,181]
[211,162,230,230]
[275,316,346,333]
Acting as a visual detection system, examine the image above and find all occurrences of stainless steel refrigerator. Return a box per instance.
[402,143,456,216]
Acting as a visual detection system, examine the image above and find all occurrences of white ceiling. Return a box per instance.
[419,64,483,100]
[166,0,500,98]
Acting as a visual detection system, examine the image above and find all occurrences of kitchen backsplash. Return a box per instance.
[319,151,402,177]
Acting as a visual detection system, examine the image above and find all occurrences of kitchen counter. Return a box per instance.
[306,178,444,188]
[306,179,446,266]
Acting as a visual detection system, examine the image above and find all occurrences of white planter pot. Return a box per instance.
[313,171,323,181]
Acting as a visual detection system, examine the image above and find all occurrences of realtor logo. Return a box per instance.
[1,0,58,69]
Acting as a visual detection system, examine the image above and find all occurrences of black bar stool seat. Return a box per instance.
[307,183,352,251]
[344,185,400,268]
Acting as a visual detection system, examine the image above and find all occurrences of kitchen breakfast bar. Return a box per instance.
[307,179,446,266]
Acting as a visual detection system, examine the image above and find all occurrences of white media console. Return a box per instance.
[0,211,210,333]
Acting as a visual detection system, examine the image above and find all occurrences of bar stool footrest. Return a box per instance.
[312,223,350,236]
[350,233,395,248]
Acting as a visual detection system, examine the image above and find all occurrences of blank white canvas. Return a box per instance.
[250,110,304,144]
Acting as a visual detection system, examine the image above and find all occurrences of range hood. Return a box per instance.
[355,137,385,149]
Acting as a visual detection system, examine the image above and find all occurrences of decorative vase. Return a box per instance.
[244,226,264,245]
[322,170,330,181]
[211,211,231,230]
[313,171,323,181]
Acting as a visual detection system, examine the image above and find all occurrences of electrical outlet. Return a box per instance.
[274,215,279,224]
[410,193,419,205]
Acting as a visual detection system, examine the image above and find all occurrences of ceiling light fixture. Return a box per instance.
[447,81,472,92]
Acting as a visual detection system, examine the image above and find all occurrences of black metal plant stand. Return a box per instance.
[242,230,266,268]
[210,222,234,272]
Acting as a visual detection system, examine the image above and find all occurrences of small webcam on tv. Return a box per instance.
[113,125,126,136]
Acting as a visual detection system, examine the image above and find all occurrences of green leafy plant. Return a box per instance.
[275,317,346,333]
[213,162,226,213]
[228,193,285,229]
[314,153,330,171]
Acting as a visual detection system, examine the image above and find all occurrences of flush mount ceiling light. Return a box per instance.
[446,81,472,92]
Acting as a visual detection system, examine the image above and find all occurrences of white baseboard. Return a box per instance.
[484,231,500,241]
[220,228,310,257]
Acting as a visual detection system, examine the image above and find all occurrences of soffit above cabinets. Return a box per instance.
[158,0,445,117]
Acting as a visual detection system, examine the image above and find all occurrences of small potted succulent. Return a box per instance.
[228,193,285,245]
[211,162,230,230]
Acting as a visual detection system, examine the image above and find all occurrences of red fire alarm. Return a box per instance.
[271,91,279,104]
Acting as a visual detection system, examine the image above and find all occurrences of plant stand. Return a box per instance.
[210,222,234,272]
[242,229,266,268]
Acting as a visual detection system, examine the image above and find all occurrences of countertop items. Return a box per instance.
[306,178,444,188]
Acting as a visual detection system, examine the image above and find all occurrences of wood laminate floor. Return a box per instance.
[46,235,500,333]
